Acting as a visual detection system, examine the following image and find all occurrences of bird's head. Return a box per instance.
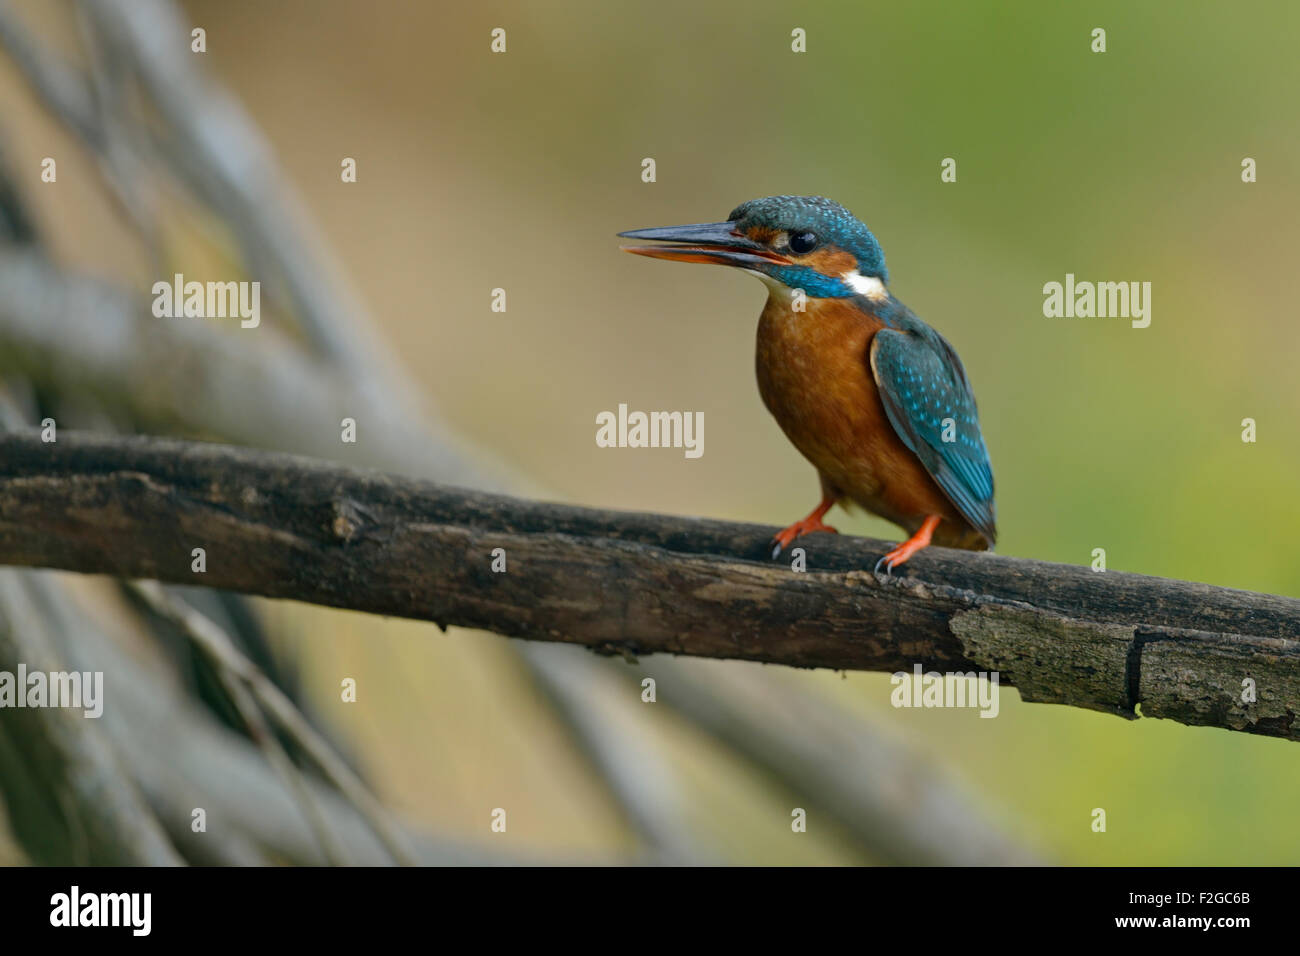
[619,195,888,299]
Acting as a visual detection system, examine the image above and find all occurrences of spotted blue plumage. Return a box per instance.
[868,302,997,544]
[729,195,888,286]
[765,265,856,298]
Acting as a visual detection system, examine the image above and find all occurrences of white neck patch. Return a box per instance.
[841,270,887,299]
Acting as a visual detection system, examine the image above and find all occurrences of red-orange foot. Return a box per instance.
[770,496,838,559]
[874,515,942,576]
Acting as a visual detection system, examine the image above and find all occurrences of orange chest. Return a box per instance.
[753,294,909,493]
[755,294,884,434]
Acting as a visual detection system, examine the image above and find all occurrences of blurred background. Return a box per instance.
[0,0,1297,865]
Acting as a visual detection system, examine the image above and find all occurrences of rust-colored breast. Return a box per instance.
[754,293,977,544]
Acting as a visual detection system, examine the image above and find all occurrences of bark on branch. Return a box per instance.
[2,431,1297,742]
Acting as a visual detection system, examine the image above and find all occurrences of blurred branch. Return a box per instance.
[2,431,1296,743]
[638,656,1042,865]
[129,581,350,867]
[0,0,1053,864]
[0,242,708,861]
[76,0,463,429]
[127,580,418,866]
[515,645,714,864]
[0,1,99,143]
[0,570,182,865]
[0,249,489,487]
[23,569,598,866]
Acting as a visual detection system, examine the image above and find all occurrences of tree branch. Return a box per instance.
[2,431,1295,742]
[1,0,997,864]
[22,567,595,866]
[0,569,182,865]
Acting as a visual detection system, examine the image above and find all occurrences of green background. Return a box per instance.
[268,0,1300,864]
[9,0,1296,863]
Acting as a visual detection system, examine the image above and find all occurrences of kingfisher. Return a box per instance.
[619,195,995,572]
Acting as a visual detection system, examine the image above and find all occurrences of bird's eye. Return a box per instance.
[789,231,818,254]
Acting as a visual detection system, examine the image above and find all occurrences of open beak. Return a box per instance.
[618,221,791,269]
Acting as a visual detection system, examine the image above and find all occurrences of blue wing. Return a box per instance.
[869,325,996,544]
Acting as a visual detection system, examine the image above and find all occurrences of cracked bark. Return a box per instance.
[1,431,1297,742]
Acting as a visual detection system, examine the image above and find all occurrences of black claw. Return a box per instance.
[873,556,893,577]
[771,540,783,560]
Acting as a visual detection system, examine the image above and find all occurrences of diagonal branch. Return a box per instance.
[636,656,1044,865]
[0,569,182,865]
[0,0,979,863]
[1,431,1296,742]
[126,580,419,866]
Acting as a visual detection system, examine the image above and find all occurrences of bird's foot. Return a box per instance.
[873,515,942,577]
[770,516,838,559]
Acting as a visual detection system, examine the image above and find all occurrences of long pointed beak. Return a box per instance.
[618,221,790,269]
